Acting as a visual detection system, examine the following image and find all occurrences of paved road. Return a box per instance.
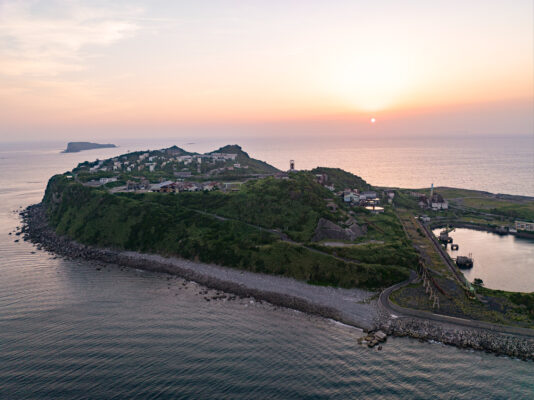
[186,206,534,338]
[378,272,534,338]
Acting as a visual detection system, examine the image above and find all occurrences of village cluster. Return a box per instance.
[84,149,244,176]
[78,148,256,192]
[410,187,449,210]
[78,152,458,218]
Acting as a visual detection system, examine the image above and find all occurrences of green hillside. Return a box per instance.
[43,173,411,289]
[311,167,371,191]
[209,145,280,174]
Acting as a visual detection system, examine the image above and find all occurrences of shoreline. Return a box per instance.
[21,204,534,360]
[20,204,380,331]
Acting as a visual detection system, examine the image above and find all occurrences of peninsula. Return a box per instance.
[22,144,534,359]
[63,141,117,153]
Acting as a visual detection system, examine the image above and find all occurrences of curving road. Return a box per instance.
[378,273,534,338]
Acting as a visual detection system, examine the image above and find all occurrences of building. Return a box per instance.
[365,205,384,214]
[150,180,175,192]
[159,183,178,193]
[430,194,448,210]
[385,190,395,199]
[515,221,534,232]
[210,153,237,161]
[360,191,377,200]
[202,182,218,191]
[126,180,141,191]
[420,215,431,223]
[343,190,360,203]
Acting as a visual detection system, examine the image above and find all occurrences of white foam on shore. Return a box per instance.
[328,319,364,332]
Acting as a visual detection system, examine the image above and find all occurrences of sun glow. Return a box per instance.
[321,45,421,112]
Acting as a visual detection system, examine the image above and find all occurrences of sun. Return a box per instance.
[370,117,376,124]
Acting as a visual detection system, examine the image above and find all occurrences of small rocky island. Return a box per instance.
[63,142,117,153]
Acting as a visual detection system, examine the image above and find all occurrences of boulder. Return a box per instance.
[374,330,387,342]
[312,218,367,242]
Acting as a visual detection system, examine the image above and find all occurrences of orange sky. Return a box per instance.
[0,1,532,141]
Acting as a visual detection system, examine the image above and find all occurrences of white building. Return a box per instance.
[515,221,534,232]
[431,201,449,210]
[210,153,237,161]
[343,192,360,203]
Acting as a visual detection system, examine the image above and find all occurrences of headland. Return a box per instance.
[23,144,534,359]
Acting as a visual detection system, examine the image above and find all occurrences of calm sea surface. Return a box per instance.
[433,228,534,292]
[0,137,533,399]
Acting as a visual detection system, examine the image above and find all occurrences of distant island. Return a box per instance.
[21,144,534,359]
[63,142,117,153]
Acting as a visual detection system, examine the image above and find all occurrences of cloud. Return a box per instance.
[0,1,140,77]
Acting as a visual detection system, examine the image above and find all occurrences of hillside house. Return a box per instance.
[343,190,360,203]
[515,221,534,232]
[360,191,377,200]
[150,181,174,192]
[430,194,448,210]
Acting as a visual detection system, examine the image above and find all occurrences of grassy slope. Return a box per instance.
[44,175,410,289]
[167,173,341,242]
[411,187,534,221]
[311,167,371,191]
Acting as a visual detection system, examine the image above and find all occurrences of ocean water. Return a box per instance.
[0,138,533,399]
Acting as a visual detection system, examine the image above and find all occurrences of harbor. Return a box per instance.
[432,228,534,292]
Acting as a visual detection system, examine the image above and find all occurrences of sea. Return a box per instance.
[0,136,533,399]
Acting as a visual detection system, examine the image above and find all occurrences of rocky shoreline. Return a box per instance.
[19,204,378,330]
[20,204,534,360]
[379,318,534,360]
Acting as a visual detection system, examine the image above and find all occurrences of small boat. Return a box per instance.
[456,255,473,269]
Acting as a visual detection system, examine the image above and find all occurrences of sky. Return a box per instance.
[0,0,532,142]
